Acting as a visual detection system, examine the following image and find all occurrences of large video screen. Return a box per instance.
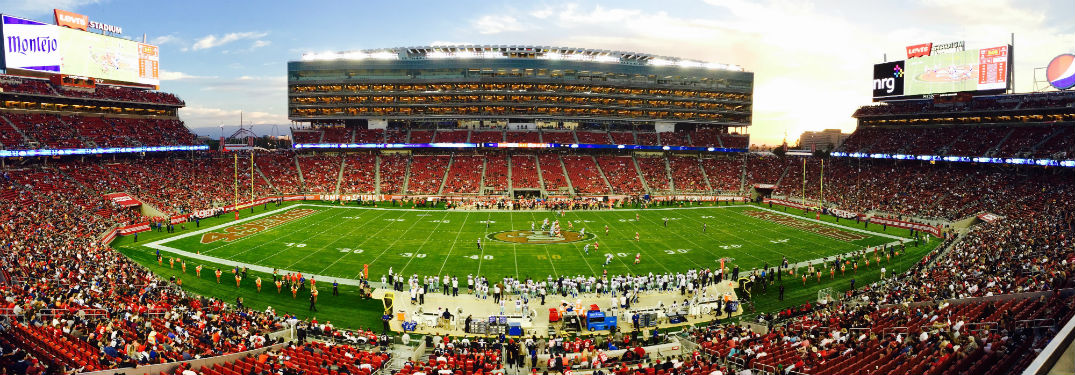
[1,15,158,86]
[872,45,1009,100]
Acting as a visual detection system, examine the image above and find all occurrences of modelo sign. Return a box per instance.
[54,9,122,34]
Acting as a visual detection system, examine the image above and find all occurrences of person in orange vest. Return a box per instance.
[816,269,821,283]
[169,257,175,269]
[158,254,163,266]
[801,273,807,286]
[181,260,186,274]
[176,278,183,288]
[291,284,298,299]
[215,268,222,284]
[255,277,262,293]
[853,261,858,274]
[841,262,846,275]
[309,277,316,290]
[235,274,242,288]
[830,266,835,280]
[275,279,283,294]
[196,265,203,278]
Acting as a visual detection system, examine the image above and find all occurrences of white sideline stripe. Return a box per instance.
[144,205,369,287]
[141,204,909,287]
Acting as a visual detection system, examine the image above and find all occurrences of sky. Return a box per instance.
[2,0,1073,146]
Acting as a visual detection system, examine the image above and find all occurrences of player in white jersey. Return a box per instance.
[604,253,614,267]
[584,243,590,254]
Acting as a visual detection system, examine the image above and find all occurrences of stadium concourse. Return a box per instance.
[0,79,1074,375]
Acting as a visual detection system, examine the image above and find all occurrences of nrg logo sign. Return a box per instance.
[873,63,904,94]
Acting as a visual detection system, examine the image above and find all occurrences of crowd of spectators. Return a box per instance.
[562,155,608,194]
[0,76,183,105]
[636,157,672,192]
[341,153,378,194]
[407,155,451,194]
[441,155,483,194]
[482,154,509,193]
[509,155,541,190]
[596,156,645,194]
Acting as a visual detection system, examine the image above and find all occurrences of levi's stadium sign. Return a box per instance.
[906,40,964,59]
[54,9,122,34]
[906,43,932,58]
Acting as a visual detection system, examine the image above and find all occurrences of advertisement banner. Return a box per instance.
[976,212,1004,223]
[100,228,117,244]
[872,61,905,99]
[906,43,932,59]
[1,15,60,72]
[53,9,87,31]
[1,14,159,85]
[103,192,140,207]
[117,222,150,235]
[828,207,859,219]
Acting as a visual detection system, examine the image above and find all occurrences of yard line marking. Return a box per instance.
[312,209,395,274]
[588,212,672,273]
[529,212,560,278]
[363,209,430,269]
[510,211,519,279]
[436,211,471,277]
[254,209,362,265]
[477,212,491,276]
[397,211,454,275]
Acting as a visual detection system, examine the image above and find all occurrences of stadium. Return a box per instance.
[0,6,1074,375]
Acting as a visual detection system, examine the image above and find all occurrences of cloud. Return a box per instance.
[179,106,288,129]
[472,15,526,34]
[197,75,287,99]
[192,31,269,51]
[460,1,1075,145]
[149,34,180,46]
[251,40,271,49]
[158,70,218,81]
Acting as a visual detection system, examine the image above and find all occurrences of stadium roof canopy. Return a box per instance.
[300,45,745,72]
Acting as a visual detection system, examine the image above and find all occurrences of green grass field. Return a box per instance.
[114,202,938,330]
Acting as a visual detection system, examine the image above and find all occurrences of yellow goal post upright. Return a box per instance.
[233,153,238,210]
[819,159,824,211]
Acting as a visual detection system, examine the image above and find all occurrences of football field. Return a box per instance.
[143,203,904,283]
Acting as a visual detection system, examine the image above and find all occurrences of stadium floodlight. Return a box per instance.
[426,51,451,59]
[455,51,478,59]
[544,52,563,60]
[649,58,674,67]
[595,54,619,63]
[370,51,398,60]
[341,51,369,60]
[676,60,703,68]
[565,53,591,61]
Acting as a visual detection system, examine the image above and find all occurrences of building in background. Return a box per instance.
[798,129,849,151]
